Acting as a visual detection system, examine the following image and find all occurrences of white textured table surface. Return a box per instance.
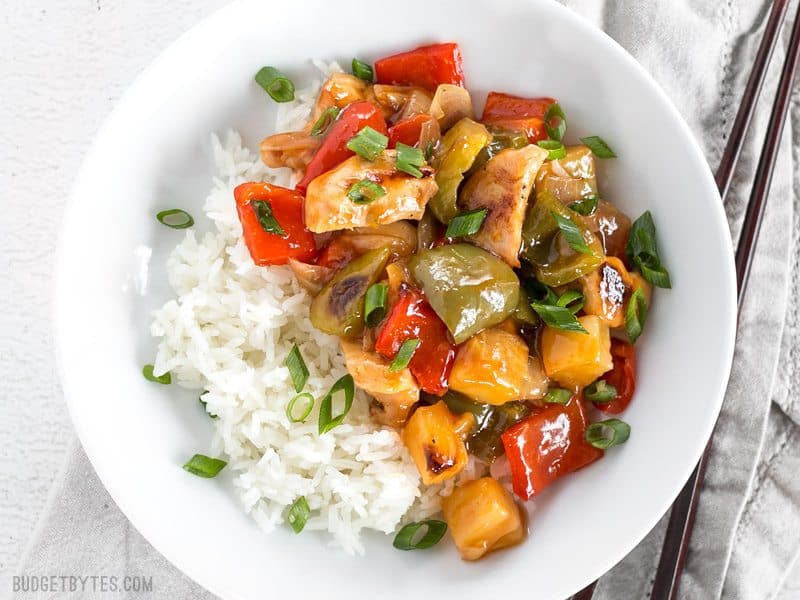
[3,2,800,599]
[0,0,227,589]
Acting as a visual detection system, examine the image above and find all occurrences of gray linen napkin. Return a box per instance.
[13,1,800,599]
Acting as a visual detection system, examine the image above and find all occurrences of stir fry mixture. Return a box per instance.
[222,43,669,559]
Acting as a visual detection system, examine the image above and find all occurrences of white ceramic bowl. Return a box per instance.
[54,1,737,598]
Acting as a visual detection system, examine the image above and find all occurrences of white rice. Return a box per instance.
[149,62,468,554]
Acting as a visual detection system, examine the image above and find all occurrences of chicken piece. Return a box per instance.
[630,271,653,306]
[260,73,372,171]
[535,145,598,204]
[305,150,438,233]
[340,339,419,428]
[313,72,374,121]
[583,200,632,259]
[580,257,633,328]
[459,145,548,267]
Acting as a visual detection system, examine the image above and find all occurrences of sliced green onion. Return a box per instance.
[585,380,617,403]
[346,126,388,161]
[530,303,588,334]
[390,339,420,372]
[364,283,389,328]
[286,392,315,423]
[393,520,448,550]
[318,374,355,435]
[625,287,648,344]
[640,263,671,288]
[351,58,374,82]
[142,364,170,384]
[585,418,631,449]
[537,139,567,160]
[626,211,671,288]
[254,66,295,103]
[524,279,559,306]
[556,290,584,314]
[569,195,599,216]
[396,143,426,178]
[424,141,436,161]
[551,211,593,255]
[252,200,287,236]
[347,179,386,204]
[287,496,310,533]
[310,106,340,136]
[182,454,227,478]
[285,344,309,393]
[544,102,567,141]
[156,209,194,229]
[543,388,572,405]
[199,395,218,419]
[445,208,488,238]
[580,135,617,158]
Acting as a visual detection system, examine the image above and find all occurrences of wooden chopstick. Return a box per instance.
[651,5,800,598]
[651,3,800,599]
[572,1,798,598]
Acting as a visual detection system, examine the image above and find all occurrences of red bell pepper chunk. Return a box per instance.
[597,340,637,414]
[375,43,465,91]
[233,182,317,266]
[374,286,457,396]
[387,114,433,148]
[481,92,557,143]
[501,395,603,500]
[296,101,388,193]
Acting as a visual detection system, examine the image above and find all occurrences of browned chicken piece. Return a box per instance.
[305,151,438,233]
[339,339,419,428]
[459,145,548,267]
[535,145,598,204]
[580,257,633,328]
[372,84,432,120]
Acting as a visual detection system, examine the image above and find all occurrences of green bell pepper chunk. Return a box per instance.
[310,246,391,338]
[467,126,529,176]
[438,390,531,463]
[520,191,604,287]
[409,243,520,344]
[429,118,491,223]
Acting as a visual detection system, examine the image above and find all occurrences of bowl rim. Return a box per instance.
[53,0,737,598]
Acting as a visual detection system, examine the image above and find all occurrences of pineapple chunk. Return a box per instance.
[442,477,526,561]
[541,315,613,387]
[402,401,474,485]
[448,326,532,405]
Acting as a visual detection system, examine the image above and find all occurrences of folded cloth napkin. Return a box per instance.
[13,1,800,599]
